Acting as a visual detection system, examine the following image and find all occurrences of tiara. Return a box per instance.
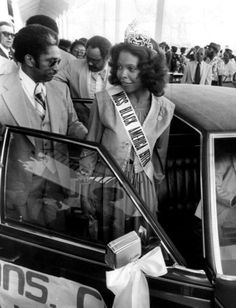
[124,19,153,50]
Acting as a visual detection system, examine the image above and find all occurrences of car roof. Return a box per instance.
[164,84,236,132]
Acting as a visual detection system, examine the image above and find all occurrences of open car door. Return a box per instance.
[0,125,214,307]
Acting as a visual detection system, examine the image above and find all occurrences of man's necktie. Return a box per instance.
[194,62,201,84]
[99,69,106,80]
[8,50,13,60]
[91,71,98,81]
[34,83,46,120]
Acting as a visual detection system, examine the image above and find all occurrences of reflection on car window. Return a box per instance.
[215,138,236,274]
[4,131,158,250]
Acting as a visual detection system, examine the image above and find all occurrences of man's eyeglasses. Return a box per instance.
[48,58,61,67]
[86,56,103,64]
[1,31,15,39]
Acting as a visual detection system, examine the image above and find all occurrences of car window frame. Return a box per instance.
[208,132,236,278]
[0,125,185,265]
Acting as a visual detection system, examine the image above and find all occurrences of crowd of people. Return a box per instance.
[159,41,236,87]
[0,14,234,233]
[48,35,236,89]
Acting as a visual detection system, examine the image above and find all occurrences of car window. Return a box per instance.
[214,137,236,275]
[2,129,161,255]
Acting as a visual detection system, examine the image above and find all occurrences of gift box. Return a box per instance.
[105,231,141,269]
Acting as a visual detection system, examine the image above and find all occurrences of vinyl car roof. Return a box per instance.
[164,84,236,132]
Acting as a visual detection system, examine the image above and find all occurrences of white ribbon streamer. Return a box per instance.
[106,246,167,308]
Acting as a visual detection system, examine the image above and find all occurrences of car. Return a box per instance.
[0,84,235,308]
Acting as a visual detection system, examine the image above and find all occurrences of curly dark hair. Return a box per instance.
[108,42,168,96]
[13,24,58,64]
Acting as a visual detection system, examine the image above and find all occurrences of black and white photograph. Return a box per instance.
[0,1,236,307]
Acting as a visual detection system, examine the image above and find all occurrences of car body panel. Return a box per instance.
[165,84,236,132]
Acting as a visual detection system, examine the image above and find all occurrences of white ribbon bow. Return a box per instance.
[106,246,167,308]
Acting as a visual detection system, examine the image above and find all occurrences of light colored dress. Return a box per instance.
[83,106,158,241]
[80,88,175,241]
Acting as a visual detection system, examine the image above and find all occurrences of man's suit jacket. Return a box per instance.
[59,49,76,70]
[54,58,111,98]
[0,72,87,220]
[0,71,87,137]
[0,46,9,59]
[0,56,18,75]
[54,58,111,127]
[181,60,212,85]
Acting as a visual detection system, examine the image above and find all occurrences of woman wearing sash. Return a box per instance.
[80,22,175,241]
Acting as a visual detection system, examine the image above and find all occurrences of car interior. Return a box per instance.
[158,115,203,269]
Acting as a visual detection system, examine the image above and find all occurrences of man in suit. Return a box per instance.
[54,35,112,127]
[205,42,224,86]
[0,21,18,75]
[0,24,87,229]
[181,47,212,85]
[0,21,15,59]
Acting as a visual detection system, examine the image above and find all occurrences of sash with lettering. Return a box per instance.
[108,86,154,182]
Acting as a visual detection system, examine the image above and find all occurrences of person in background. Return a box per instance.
[222,50,236,87]
[224,48,236,66]
[181,47,212,85]
[186,45,200,62]
[55,35,111,99]
[54,35,112,127]
[59,38,72,53]
[79,22,175,240]
[26,15,76,69]
[225,48,236,85]
[169,46,180,73]
[205,42,224,86]
[178,47,188,73]
[159,41,171,69]
[0,20,18,75]
[0,24,87,229]
[0,21,15,60]
[151,38,159,52]
[70,38,87,59]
